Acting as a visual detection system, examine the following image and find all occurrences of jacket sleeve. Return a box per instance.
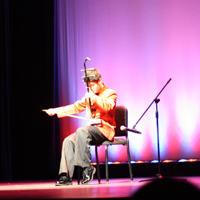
[92,89,117,112]
[54,99,86,118]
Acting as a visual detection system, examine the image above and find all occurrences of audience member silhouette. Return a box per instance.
[131,178,200,200]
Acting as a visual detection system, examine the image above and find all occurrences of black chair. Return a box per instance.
[77,106,133,184]
[94,105,133,184]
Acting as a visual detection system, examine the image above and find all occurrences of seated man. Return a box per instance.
[45,68,117,185]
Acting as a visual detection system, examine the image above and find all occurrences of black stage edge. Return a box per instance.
[2,161,200,182]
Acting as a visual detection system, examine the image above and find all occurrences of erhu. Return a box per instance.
[81,57,102,126]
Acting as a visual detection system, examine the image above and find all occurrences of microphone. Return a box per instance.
[120,125,142,134]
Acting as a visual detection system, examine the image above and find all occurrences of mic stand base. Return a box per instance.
[138,176,187,183]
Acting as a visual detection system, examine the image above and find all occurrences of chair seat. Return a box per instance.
[101,138,127,145]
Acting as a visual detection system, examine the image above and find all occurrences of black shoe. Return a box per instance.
[81,166,96,185]
[55,175,72,186]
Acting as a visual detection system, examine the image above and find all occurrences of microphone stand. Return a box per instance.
[132,78,187,182]
[133,78,171,129]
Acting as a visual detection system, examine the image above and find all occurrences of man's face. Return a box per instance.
[88,80,102,94]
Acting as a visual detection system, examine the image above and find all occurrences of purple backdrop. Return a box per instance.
[56,0,200,163]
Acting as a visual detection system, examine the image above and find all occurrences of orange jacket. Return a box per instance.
[55,85,117,141]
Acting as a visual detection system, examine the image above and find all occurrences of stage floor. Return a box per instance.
[1,177,200,199]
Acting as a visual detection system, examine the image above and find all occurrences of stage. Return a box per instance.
[1,176,200,199]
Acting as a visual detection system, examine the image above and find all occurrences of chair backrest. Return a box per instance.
[114,106,128,137]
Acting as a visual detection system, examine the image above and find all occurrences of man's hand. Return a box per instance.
[84,90,96,100]
[45,108,56,116]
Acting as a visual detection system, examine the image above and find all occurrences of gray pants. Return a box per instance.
[59,126,108,178]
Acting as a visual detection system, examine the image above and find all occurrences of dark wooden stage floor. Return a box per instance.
[1,176,200,199]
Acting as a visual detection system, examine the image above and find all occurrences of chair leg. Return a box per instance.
[95,145,101,184]
[77,166,81,185]
[105,145,109,184]
[127,140,133,182]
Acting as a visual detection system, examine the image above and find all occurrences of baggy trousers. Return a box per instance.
[59,126,108,178]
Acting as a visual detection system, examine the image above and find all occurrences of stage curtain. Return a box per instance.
[56,0,200,163]
[0,0,59,181]
[0,0,12,181]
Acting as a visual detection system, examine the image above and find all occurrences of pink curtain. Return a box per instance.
[57,0,200,162]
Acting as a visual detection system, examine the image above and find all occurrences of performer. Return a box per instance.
[45,68,117,185]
